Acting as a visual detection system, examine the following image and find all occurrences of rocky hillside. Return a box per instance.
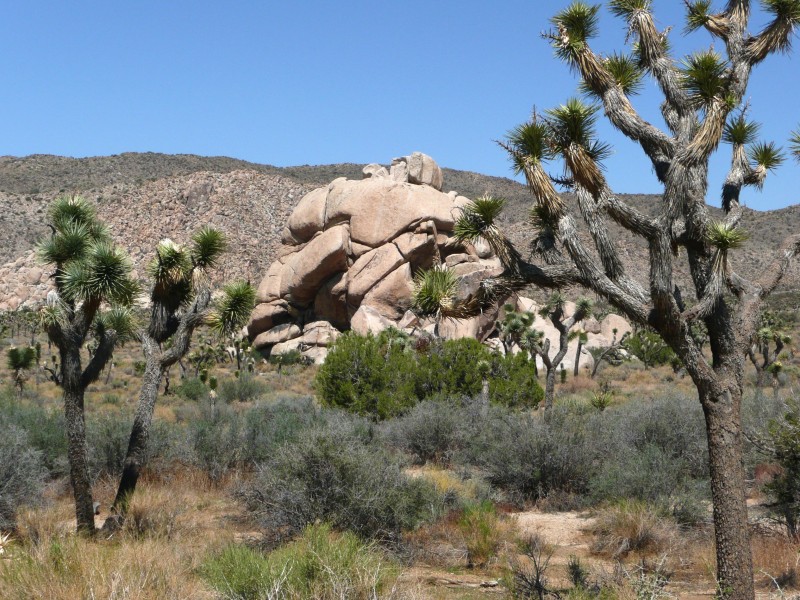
[1,152,798,310]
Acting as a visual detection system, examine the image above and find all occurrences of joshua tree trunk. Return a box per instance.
[61,345,96,534]
[573,338,583,377]
[700,384,754,599]
[105,294,209,531]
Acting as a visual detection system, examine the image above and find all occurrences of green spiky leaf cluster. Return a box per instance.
[191,226,227,270]
[551,2,601,62]
[94,306,138,343]
[706,222,750,251]
[148,239,191,284]
[539,292,566,317]
[454,196,506,243]
[504,120,553,168]
[604,53,644,95]
[411,267,458,318]
[723,115,760,145]
[790,128,800,161]
[680,50,729,106]
[59,242,138,305]
[684,0,714,33]
[763,0,800,25]
[546,99,612,162]
[7,346,36,371]
[608,0,652,20]
[207,280,257,337]
[38,196,137,307]
[748,141,785,171]
[576,297,594,317]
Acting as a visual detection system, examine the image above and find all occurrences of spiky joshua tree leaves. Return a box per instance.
[6,346,36,394]
[104,227,254,531]
[455,2,800,596]
[37,196,138,534]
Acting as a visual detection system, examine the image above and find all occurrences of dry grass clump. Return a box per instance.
[753,534,800,591]
[0,477,235,600]
[590,501,679,560]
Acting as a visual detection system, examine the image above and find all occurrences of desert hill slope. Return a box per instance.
[1,152,798,309]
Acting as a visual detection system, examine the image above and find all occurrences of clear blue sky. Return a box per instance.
[2,1,799,210]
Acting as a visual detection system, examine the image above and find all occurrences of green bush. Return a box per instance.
[382,399,464,465]
[174,377,208,402]
[187,400,242,481]
[239,397,322,465]
[624,330,675,369]
[0,393,67,477]
[239,419,443,542]
[763,396,800,537]
[201,524,398,600]
[316,333,543,418]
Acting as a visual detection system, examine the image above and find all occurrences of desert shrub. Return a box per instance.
[588,443,706,515]
[413,337,491,399]
[763,396,800,538]
[187,400,242,481]
[201,523,398,600]
[0,424,47,531]
[0,394,67,477]
[458,403,593,504]
[381,399,464,465]
[239,420,443,543]
[218,373,268,403]
[174,377,208,402]
[238,397,322,465]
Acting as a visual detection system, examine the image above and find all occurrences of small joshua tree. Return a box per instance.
[6,346,36,395]
[521,293,591,410]
[105,231,255,530]
[747,310,791,388]
[37,196,138,534]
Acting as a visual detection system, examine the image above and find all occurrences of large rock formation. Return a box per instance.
[248,153,632,368]
[248,153,503,362]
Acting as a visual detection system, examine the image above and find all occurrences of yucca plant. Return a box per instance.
[411,266,460,337]
[36,195,138,534]
[104,227,255,531]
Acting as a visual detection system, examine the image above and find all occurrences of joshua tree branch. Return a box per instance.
[81,330,119,388]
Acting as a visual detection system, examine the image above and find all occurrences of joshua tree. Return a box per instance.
[411,265,465,337]
[6,346,36,394]
[37,196,138,534]
[104,231,255,530]
[589,329,630,378]
[518,294,591,409]
[747,310,791,388]
[496,304,535,353]
[453,3,800,594]
[571,329,589,377]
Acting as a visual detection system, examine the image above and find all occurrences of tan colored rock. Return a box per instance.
[362,262,413,320]
[271,337,303,355]
[444,253,477,267]
[300,321,340,347]
[600,314,632,341]
[350,242,373,259]
[406,152,444,190]
[247,301,290,338]
[393,232,435,266]
[287,187,327,242]
[282,225,349,305]
[303,346,329,365]
[256,260,286,303]
[583,317,602,334]
[252,323,301,349]
[314,273,349,329]
[362,163,389,179]
[516,296,537,314]
[350,305,395,336]
[325,178,456,247]
[398,310,420,329]
[390,159,409,182]
[346,244,404,305]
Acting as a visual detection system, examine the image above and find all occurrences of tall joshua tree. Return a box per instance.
[104,230,255,530]
[38,196,138,534]
[454,3,800,596]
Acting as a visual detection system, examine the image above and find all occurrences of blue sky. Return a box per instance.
[2,1,799,210]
